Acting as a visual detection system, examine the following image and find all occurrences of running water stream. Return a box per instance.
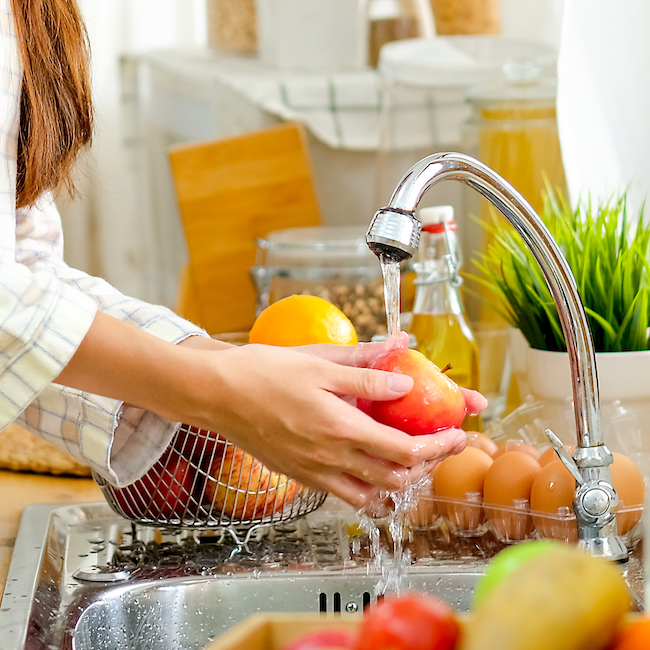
[359,252,431,596]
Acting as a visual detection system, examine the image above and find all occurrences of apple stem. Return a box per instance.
[441,364,453,374]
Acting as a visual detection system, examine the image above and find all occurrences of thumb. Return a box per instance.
[326,365,414,401]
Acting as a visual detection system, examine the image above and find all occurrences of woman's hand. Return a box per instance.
[181,335,485,509]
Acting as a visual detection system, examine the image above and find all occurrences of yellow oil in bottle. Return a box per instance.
[410,313,479,388]
[407,206,482,429]
[409,312,481,430]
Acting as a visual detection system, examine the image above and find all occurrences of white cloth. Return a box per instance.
[0,0,207,487]
[557,0,650,218]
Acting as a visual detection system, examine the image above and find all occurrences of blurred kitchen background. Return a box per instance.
[61,0,568,309]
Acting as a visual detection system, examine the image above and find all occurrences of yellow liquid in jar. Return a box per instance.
[409,312,481,429]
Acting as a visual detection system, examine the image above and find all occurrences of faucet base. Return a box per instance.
[579,538,630,563]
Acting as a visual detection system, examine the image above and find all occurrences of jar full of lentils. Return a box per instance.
[250,226,387,342]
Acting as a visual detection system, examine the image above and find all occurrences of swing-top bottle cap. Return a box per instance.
[418,205,455,234]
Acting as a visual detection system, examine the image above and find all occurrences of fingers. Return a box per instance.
[318,473,379,510]
[321,363,414,402]
[460,387,489,414]
[356,425,467,469]
[297,332,409,368]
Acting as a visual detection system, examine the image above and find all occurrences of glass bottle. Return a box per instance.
[407,206,480,428]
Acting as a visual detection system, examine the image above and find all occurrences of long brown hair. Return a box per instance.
[11,0,93,209]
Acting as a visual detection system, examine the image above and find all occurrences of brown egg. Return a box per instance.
[530,459,578,542]
[611,452,645,535]
[492,439,541,461]
[466,431,499,457]
[433,446,494,531]
[483,451,542,541]
[538,444,576,467]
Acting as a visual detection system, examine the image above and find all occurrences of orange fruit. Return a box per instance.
[609,616,650,650]
[249,294,358,346]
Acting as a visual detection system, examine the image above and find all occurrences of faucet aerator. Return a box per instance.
[366,207,421,262]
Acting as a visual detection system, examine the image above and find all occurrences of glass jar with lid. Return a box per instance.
[462,61,567,323]
[249,226,387,342]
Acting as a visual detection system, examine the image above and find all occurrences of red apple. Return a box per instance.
[112,449,197,520]
[145,450,197,519]
[173,426,226,467]
[353,593,461,650]
[204,445,297,521]
[359,348,466,434]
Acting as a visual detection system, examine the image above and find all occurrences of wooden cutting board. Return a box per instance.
[169,122,322,335]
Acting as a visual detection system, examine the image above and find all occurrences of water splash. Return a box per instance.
[359,471,432,597]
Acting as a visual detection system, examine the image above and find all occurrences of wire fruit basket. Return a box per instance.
[95,424,327,529]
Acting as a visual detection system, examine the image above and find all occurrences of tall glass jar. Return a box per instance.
[463,65,567,323]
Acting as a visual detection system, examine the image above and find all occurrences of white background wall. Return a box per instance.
[58,0,207,299]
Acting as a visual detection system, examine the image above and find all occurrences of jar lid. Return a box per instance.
[258,226,376,262]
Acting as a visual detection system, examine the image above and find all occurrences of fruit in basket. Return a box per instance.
[358,348,466,434]
[432,446,493,530]
[172,426,226,466]
[462,545,632,650]
[529,459,578,542]
[249,294,358,346]
[354,592,461,650]
[113,449,197,520]
[482,450,541,540]
[204,446,297,520]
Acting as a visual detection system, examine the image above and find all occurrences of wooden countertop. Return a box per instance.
[0,469,103,598]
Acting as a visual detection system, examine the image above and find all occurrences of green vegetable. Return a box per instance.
[470,189,650,352]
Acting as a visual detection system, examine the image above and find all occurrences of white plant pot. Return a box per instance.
[527,347,650,404]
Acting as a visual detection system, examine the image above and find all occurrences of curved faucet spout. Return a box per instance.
[367,152,628,560]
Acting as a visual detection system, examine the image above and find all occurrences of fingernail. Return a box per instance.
[387,373,414,394]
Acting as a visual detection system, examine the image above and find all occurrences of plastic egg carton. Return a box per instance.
[408,490,643,549]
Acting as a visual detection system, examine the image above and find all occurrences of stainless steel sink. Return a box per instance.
[0,500,489,650]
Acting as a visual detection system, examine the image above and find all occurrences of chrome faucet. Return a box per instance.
[367,152,629,561]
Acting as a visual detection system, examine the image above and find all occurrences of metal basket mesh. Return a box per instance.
[95,424,327,528]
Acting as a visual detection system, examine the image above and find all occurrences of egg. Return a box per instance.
[610,452,645,535]
[530,459,578,542]
[538,444,576,467]
[483,451,542,541]
[492,439,541,461]
[432,446,494,531]
[466,431,499,457]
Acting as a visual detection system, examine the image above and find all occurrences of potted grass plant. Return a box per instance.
[473,189,650,355]
[471,189,650,449]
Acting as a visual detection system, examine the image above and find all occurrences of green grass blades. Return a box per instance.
[470,189,650,352]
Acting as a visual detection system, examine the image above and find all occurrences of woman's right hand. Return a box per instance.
[179,340,472,509]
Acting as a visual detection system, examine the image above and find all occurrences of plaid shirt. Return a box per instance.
[0,1,206,486]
